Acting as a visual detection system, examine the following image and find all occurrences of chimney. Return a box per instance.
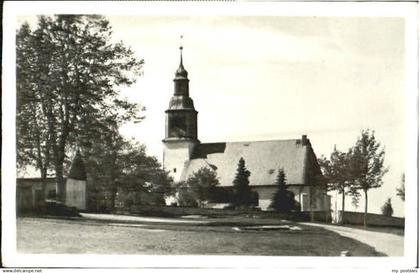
[302,135,308,145]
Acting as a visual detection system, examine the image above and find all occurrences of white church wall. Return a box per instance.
[249,185,330,211]
[163,141,196,182]
[300,188,331,212]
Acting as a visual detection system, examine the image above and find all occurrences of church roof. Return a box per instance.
[174,46,188,79]
[175,62,188,79]
[167,96,196,110]
[180,136,322,187]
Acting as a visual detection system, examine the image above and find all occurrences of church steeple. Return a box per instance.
[163,42,199,181]
[175,45,188,79]
[173,45,189,96]
[164,43,198,142]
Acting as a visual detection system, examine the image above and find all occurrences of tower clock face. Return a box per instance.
[169,114,187,137]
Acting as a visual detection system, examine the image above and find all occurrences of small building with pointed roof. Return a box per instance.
[16,149,88,213]
[65,149,88,210]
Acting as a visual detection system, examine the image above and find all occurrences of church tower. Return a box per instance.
[163,45,199,182]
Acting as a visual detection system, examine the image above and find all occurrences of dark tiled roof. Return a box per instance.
[175,60,188,79]
[181,137,321,187]
[191,142,227,159]
[167,96,195,110]
[68,150,87,180]
[17,177,56,184]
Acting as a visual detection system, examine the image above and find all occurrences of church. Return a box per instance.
[163,46,331,212]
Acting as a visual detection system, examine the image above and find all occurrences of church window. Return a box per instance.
[173,168,177,173]
[169,114,187,137]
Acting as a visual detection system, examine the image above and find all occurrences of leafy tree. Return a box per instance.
[381,198,394,217]
[16,22,54,200]
[318,146,352,224]
[84,139,173,211]
[16,15,144,202]
[350,188,361,211]
[348,129,388,227]
[268,169,296,213]
[82,126,123,211]
[188,167,219,207]
[232,157,254,208]
[175,167,219,207]
[176,181,199,207]
[396,174,405,201]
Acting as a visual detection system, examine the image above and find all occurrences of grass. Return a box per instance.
[17,217,384,256]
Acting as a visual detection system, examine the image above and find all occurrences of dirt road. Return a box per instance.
[302,222,404,256]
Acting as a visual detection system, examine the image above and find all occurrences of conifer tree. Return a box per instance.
[381,198,394,217]
[269,169,295,212]
[232,157,253,207]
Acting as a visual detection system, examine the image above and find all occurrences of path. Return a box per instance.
[302,222,404,256]
[80,213,209,224]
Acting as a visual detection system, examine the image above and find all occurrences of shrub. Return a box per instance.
[381,198,394,217]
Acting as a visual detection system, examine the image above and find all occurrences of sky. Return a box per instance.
[18,15,408,217]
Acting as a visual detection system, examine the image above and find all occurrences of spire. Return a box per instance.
[180,41,183,66]
[175,35,188,79]
[179,35,183,65]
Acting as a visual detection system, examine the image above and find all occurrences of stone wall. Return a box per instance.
[16,178,56,212]
[339,211,405,228]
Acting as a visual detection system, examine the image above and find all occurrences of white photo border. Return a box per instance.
[2,1,418,270]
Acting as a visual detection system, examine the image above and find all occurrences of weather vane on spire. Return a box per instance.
[179,35,184,65]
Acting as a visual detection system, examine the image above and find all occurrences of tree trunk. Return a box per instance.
[55,163,65,203]
[109,183,117,212]
[341,191,345,225]
[38,168,48,213]
[108,146,118,212]
[364,190,368,228]
[33,107,49,209]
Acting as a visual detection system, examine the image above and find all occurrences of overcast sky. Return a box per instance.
[18,15,407,216]
[104,16,406,216]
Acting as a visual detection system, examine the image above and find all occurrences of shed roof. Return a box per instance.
[17,177,56,185]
